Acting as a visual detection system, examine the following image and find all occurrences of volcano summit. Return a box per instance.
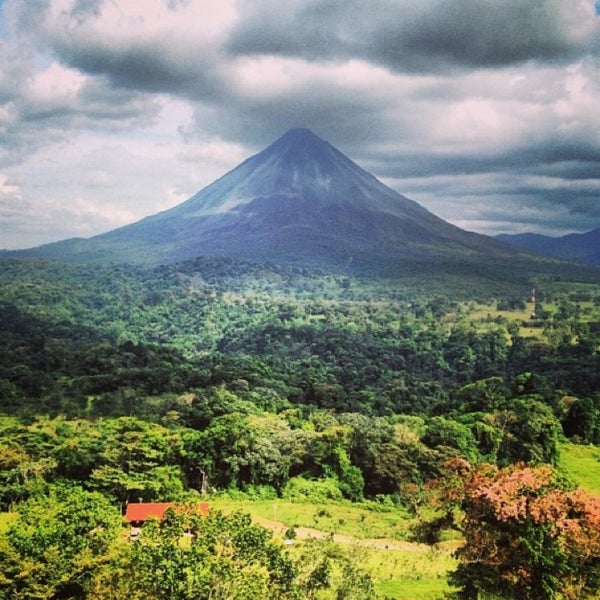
[16,128,516,272]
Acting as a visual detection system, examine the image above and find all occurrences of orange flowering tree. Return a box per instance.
[442,459,600,599]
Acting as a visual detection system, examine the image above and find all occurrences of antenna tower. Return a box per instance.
[530,287,537,318]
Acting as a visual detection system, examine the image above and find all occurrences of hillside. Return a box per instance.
[497,228,600,265]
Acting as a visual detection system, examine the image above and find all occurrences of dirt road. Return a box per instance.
[252,515,458,553]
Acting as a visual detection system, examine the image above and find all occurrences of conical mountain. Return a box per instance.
[14,128,516,271]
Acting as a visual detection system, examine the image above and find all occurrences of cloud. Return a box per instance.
[228,0,599,72]
[0,173,22,202]
[23,0,235,99]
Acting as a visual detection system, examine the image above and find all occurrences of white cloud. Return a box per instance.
[0,173,22,199]
[28,61,86,103]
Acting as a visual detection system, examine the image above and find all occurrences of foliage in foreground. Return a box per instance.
[0,483,122,599]
[0,483,379,600]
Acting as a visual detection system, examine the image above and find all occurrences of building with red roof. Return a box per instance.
[125,502,209,526]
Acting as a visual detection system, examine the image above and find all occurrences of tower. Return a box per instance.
[530,287,537,319]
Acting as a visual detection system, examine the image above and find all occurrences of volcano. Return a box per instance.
[15,128,517,272]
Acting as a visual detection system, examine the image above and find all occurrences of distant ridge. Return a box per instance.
[2,129,550,277]
[496,229,600,266]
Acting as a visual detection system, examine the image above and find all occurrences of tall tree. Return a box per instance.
[442,460,600,600]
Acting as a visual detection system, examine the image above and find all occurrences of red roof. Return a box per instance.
[125,502,209,523]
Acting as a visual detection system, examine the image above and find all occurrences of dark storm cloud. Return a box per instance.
[365,0,594,70]
[44,35,223,101]
[500,184,600,215]
[530,143,600,168]
[228,0,599,72]
[56,41,221,97]
[0,43,27,103]
[67,0,103,21]
[184,86,396,152]
[534,160,600,182]
[374,141,600,180]
[0,70,160,170]
[9,0,226,104]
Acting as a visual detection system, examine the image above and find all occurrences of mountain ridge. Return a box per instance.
[496,229,600,266]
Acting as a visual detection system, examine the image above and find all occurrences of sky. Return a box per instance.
[0,0,600,250]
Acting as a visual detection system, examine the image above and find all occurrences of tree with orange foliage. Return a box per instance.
[442,459,600,599]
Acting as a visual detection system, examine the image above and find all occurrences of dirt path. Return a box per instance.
[252,515,457,553]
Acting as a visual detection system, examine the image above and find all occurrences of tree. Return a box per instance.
[93,508,300,600]
[84,417,187,503]
[293,538,379,600]
[562,397,600,444]
[88,463,185,504]
[422,416,480,463]
[0,483,122,599]
[495,399,561,466]
[301,423,365,500]
[443,460,600,600]
[455,377,508,413]
[0,441,56,510]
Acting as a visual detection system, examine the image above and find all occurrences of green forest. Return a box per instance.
[1,256,600,599]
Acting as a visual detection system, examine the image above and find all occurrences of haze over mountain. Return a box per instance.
[497,229,600,266]
[10,128,529,276]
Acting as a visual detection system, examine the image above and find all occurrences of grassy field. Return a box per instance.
[2,445,595,599]
[209,497,456,599]
[559,443,600,495]
[460,302,544,339]
[365,545,457,599]
[1,497,454,599]
[209,498,414,540]
[461,281,600,343]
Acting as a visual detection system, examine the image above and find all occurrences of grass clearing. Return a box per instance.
[365,545,457,599]
[559,443,600,496]
[288,539,457,599]
[455,301,545,340]
[209,498,413,540]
